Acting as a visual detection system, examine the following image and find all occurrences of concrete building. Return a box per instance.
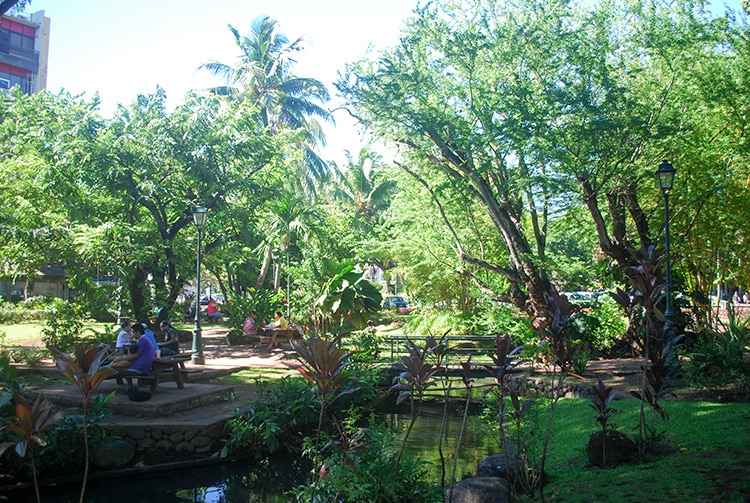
[0,9,49,94]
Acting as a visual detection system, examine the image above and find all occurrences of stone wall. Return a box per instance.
[105,421,228,454]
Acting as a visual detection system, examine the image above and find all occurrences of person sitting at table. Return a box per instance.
[243,311,257,336]
[115,319,133,355]
[206,297,222,322]
[266,311,288,329]
[158,320,180,356]
[140,321,159,350]
[110,323,154,374]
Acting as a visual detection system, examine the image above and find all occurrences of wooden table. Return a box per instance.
[151,354,191,390]
[258,327,302,351]
[115,354,191,393]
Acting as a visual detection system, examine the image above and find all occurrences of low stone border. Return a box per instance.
[105,421,228,454]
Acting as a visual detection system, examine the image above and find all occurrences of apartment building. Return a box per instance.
[0,9,49,94]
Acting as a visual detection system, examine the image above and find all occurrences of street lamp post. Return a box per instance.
[656,160,676,323]
[191,206,207,364]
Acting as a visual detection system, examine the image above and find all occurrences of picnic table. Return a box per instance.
[257,327,303,351]
[115,354,191,393]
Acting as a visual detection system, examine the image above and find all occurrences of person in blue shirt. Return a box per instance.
[141,322,159,350]
[110,323,154,374]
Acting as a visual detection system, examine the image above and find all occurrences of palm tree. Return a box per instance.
[254,194,323,310]
[199,16,333,197]
[330,147,395,222]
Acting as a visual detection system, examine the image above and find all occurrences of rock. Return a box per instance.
[445,477,509,503]
[587,430,638,467]
[91,439,135,468]
[476,454,520,481]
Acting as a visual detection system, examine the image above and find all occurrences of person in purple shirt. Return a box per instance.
[110,323,155,374]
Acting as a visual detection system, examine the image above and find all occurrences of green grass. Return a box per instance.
[0,322,114,346]
[539,398,750,502]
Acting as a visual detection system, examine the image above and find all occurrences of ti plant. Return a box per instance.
[51,344,115,503]
[537,287,583,500]
[291,336,360,501]
[0,391,62,503]
[391,334,447,475]
[483,335,534,499]
[611,245,683,452]
[589,379,619,432]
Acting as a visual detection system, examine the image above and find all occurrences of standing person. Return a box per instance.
[158,320,180,356]
[115,320,133,355]
[110,323,154,373]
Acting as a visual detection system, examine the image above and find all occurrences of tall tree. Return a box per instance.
[338,0,735,330]
[200,16,333,197]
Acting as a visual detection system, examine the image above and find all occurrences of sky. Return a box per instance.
[16,0,422,165]
[13,0,744,166]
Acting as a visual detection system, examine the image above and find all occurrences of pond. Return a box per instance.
[6,404,499,502]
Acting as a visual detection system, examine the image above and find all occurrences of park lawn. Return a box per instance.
[0,322,115,346]
[540,398,750,502]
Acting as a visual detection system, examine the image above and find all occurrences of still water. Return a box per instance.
[5,406,497,502]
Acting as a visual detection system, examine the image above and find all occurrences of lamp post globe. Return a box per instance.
[656,161,676,323]
[192,206,207,365]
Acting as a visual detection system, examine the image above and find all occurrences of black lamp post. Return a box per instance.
[656,160,676,323]
[191,206,207,364]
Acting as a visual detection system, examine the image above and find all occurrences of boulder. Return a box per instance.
[445,477,509,503]
[587,429,637,467]
[91,439,135,468]
[476,454,520,481]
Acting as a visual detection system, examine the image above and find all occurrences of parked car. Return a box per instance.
[383,295,409,309]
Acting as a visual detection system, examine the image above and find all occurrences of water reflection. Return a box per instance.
[387,402,499,481]
[6,406,494,502]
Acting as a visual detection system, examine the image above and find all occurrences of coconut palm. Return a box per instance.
[199,16,332,196]
[254,193,323,301]
[330,147,394,222]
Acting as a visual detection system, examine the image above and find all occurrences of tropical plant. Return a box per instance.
[611,245,683,452]
[315,260,383,335]
[391,334,447,474]
[51,344,115,503]
[482,334,536,497]
[40,301,84,352]
[0,391,62,503]
[199,15,332,197]
[291,336,360,497]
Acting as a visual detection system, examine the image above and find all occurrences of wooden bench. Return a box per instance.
[114,355,191,393]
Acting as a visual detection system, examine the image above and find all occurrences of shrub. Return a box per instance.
[40,301,85,352]
[683,322,750,390]
[293,424,440,503]
[222,376,320,459]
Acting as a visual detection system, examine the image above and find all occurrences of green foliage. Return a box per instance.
[683,317,750,390]
[226,288,284,331]
[293,424,440,503]
[402,307,472,336]
[222,377,319,459]
[41,301,85,352]
[0,355,25,417]
[37,393,114,476]
[316,260,383,334]
[572,296,628,351]
[0,296,59,324]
